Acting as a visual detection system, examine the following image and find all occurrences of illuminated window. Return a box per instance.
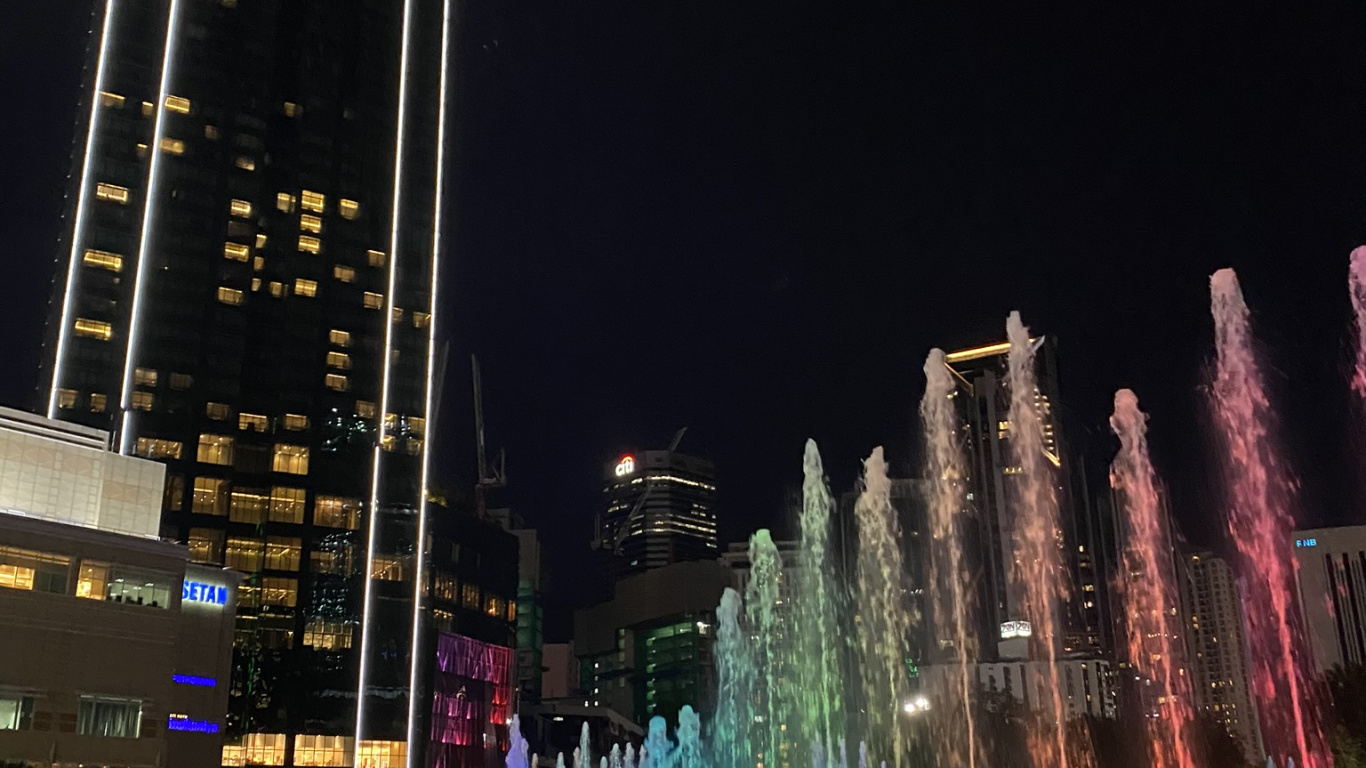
[391,307,404,323]
[297,235,321,254]
[225,537,264,571]
[165,95,191,114]
[205,124,220,140]
[74,561,107,599]
[197,434,234,465]
[83,249,123,272]
[218,287,244,305]
[134,368,157,387]
[282,414,308,431]
[191,478,227,516]
[294,278,318,297]
[78,696,142,738]
[223,242,250,261]
[329,329,351,347]
[356,400,376,419]
[282,101,300,117]
[333,265,355,282]
[339,199,359,219]
[412,311,431,328]
[300,214,322,233]
[367,249,385,267]
[461,583,479,609]
[141,101,153,116]
[255,233,268,250]
[0,547,68,595]
[187,528,224,565]
[434,573,457,601]
[324,373,348,392]
[300,623,354,652]
[269,487,306,524]
[229,488,268,524]
[310,545,352,576]
[56,389,77,409]
[357,741,407,768]
[408,417,426,436]
[95,183,129,204]
[135,143,149,159]
[100,91,125,108]
[272,444,309,475]
[74,318,112,340]
[169,373,193,390]
[135,437,181,459]
[159,137,185,155]
[90,393,107,413]
[269,281,284,298]
[326,352,351,370]
[486,595,502,618]
[265,537,302,570]
[131,391,154,412]
[370,555,408,582]
[301,190,325,212]
[238,413,268,432]
[235,156,256,171]
[206,402,230,420]
[252,278,262,293]
[506,601,517,622]
[261,577,297,607]
[363,292,383,310]
[230,199,253,218]
[276,192,296,212]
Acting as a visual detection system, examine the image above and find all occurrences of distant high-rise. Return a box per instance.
[37,2,490,767]
[1178,551,1263,762]
[594,450,718,575]
[1292,525,1366,673]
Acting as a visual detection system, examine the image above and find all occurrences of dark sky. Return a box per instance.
[8,1,1366,639]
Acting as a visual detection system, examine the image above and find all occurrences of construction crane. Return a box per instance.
[472,355,506,518]
[610,427,687,554]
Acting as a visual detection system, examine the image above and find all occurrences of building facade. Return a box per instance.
[593,451,718,576]
[1291,525,1366,673]
[41,2,459,766]
[1177,551,1263,761]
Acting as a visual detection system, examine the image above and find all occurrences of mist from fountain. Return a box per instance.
[1109,389,1197,768]
[1208,268,1332,768]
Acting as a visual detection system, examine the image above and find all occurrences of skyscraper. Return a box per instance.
[594,450,718,575]
[41,2,459,766]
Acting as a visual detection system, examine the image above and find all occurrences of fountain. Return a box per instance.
[1351,247,1366,398]
[1209,268,1331,768]
[1109,389,1197,768]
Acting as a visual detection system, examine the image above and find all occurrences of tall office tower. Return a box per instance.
[1178,551,1263,762]
[41,2,457,767]
[942,337,1115,660]
[593,451,718,576]
[1292,525,1366,673]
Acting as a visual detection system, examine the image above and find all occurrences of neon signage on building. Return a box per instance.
[614,455,635,477]
[182,580,227,606]
[1000,620,1033,639]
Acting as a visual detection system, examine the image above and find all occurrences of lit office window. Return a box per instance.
[300,214,322,233]
[408,417,426,436]
[0,693,34,730]
[367,249,385,267]
[83,249,123,272]
[229,488,268,524]
[338,199,360,220]
[169,373,193,390]
[325,352,351,370]
[159,138,185,155]
[206,402,230,421]
[96,183,129,203]
[294,278,318,297]
[56,389,77,409]
[225,537,264,572]
[356,400,376,419]
[131,392,154,412]
[238,413,268,432]
[218,287,244,306]
[282,101,300,117]
[99,91,125,108]
[276,193,296,213]
[300,190,325,212]
[205,125,220,140]
[357,741,407,768]
[134,368,157,387]
[223,242,250,262]
[191,478,228,516]
[272,444,309,475]
[265,537,302,570]
[235,156,256,171]
[333,265,355,283]
[433,573,457,601]
[297,236,322,254]
[370,555,407,582]
[412,311,431,328]
[269,281,284,298]
[187,528,224,565]
[261,577,298,607]
[90,393,107,413]
[282,414,309,431]
[309,546,353,576]
[461,583,480,609]
[329,329,351,347]
[506,601,517,622]
[0,546,69,593]
[363,292,383,310]
[75,561,108,599]
[255,233,268,249]
[77,696,142,738]
[74,318,113,340]
[269,487,306,524]
[135,143,149,159]
[141,101,153,116]
[197,434,234,465]
[390,307,404,323]
[226,734,287,767]
[486,595,502,618]
[230,199,254,218]
[300,623,354,652]
[314,496,361,530]
[324,373,348,392]
[165,95,191,114]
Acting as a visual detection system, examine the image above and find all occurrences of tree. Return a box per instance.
[1329,664,1366,742]
[1332,725,1366,768]
[1192,713,1254,768]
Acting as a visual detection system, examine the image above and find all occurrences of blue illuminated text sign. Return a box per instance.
[172,674,217,687]
[1296,538,1318,548]
[182,581,227,606]
[168,716,219,734]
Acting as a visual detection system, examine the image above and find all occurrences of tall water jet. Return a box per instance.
[745,530,788,768]
[1109,389,1198,768]
[712,587,752,768]
[1208,269,1332,768]
[1005,311,1075,768]
[920,349,980,768]
[506,715,530,768]
[676,706,705,768]
[798,440,845,759]
[854,448,911,768]
[1351,247,1366,398]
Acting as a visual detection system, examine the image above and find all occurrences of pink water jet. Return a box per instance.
[1109,389,1198,768]
[1349,247,1366,398]
[1208,268,1332,768]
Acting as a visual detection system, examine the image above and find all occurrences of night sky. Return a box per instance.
[7,1,1366,638]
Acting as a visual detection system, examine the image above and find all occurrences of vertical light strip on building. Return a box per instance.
[356,0,416,761]
[48,0,119,418]
[406,1,453,764]
[116,0,185,454]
